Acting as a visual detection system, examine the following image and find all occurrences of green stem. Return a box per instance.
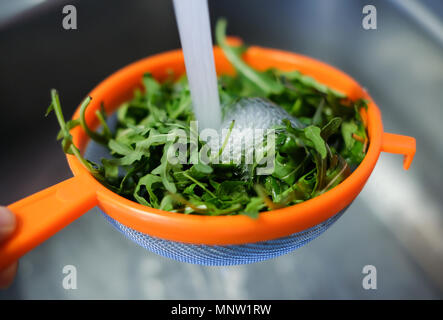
[50,89,99,176]
[216,120,235,158]
[182,172,216,198]
[50,89,69,135]
[95,108,112,139]
[79,96,108,145]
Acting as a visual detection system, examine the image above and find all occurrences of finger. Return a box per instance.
[0,206,16,242]
[0,262,18,289]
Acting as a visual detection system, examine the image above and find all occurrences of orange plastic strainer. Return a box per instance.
[0,46,416,268]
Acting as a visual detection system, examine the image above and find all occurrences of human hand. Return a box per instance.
[0,207,18,288]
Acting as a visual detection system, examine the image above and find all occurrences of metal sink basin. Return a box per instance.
[0,0,441,299]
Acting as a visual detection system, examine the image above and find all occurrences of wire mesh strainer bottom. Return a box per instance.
[100,207,347,266]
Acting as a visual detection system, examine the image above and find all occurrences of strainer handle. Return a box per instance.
[381,132,416,170]
[0,175,97,270]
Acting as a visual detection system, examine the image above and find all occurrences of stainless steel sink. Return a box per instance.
[0,0,442,299]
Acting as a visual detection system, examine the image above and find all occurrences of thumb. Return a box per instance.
[0,206,16,242]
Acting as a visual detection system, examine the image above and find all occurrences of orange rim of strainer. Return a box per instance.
[1,44,416,270]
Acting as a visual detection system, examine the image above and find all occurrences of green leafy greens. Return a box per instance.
[47,19,368,218]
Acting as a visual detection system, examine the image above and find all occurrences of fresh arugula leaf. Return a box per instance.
[215,19,284,95]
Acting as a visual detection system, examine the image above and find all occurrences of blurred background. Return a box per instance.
[0,0,442,299]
